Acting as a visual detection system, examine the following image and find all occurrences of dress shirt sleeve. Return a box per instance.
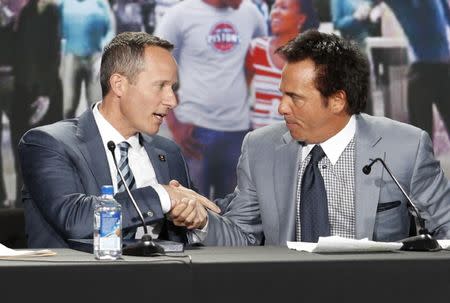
[152,184,171,213]
[186,219,209,244]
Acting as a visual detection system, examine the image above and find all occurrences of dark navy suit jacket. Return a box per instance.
[19,108,191,248]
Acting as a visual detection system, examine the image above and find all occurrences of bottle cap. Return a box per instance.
[101,185,114,196]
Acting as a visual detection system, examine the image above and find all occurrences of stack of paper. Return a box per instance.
[437,240,450,250]
[0,243,56,258]
[287,236,403,253]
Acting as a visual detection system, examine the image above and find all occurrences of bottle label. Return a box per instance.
[99,211,121,250]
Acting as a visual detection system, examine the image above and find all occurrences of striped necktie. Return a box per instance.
[117,141,137,239]
[117,141,136,192]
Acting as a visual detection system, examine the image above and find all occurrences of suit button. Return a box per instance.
[147,211,154,217]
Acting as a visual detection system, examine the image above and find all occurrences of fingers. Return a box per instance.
[183,202,198,229]
[170,198,193,218]
[170,198,208,229]
[169,181,221,214]
[199,196,221,214]
[164,182,195,208]
[186,203,207,230]
[167,180,220,214]
[197,201,207,217]
[171,198,195,227]
[180,200,197,225]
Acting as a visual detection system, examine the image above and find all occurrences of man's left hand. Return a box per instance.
[169,197,208,229]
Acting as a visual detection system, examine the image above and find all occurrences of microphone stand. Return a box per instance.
[363,158,441,251]
[107,141,164,256]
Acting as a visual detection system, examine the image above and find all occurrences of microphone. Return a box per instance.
[107,141,164,256]
[362,161,375,175]
[363,158,441,251]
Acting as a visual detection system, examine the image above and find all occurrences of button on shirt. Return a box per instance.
[93,102,171,239]
[296,115,357,240]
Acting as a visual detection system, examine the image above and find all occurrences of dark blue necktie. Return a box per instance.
[300,145,330,242]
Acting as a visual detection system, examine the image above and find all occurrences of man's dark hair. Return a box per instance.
[276,30,369,114]
[100,32,174,97]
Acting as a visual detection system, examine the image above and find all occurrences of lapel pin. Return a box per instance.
[158,155,166,162]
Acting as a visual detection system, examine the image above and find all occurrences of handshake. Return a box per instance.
[163,180,221,230]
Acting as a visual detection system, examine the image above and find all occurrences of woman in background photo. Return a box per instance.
[245,0,319,129]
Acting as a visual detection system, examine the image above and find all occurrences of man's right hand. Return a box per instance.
[166,111,203,159]
[162,180,221,214]
[163,180,220,230]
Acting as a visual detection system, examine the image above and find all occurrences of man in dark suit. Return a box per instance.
[19,32,219,248]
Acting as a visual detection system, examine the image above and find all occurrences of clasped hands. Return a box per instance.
[163,180,220,230]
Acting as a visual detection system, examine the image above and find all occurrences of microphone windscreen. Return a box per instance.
[107,141,116,152]
[362,165,371,175]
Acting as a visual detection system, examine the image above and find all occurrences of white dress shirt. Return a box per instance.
[301,115,356,162]
[93,102,171,239]
[296,115,357,239]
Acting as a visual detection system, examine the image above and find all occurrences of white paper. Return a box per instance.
[287,236,403,253]
[0,243,56,258]
[437,240,450,250]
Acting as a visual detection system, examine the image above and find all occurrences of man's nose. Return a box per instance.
[164,89,178,109]
[278,97,290,115]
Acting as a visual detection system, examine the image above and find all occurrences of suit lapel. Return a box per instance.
[76,109,112,191]
[274,131,302,242]
[141,135,185,241]
[355,114,385,239]
[141,135,170,185]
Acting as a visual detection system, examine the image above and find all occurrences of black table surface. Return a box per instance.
[2,246,450,303]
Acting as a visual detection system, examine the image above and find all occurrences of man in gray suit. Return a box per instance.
[173,30,450,245]
[19,32,219,248]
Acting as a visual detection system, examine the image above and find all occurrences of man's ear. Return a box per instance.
[329,90,347,114]
[109,73,127,97]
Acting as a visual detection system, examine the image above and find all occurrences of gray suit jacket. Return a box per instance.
[205,114,450,246]
[19,108,191,248]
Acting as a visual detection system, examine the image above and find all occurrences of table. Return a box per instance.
[1,246,450,303]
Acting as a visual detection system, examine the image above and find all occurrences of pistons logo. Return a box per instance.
[207,22,240,53]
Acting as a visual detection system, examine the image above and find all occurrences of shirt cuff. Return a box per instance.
[153,184,171,213]
[187,217,209,244]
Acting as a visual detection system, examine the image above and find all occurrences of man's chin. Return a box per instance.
[287,129,306,142]
[141,125,160,136]
[148,128,160,136]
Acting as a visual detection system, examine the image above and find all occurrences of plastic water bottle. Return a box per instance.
[94,185,122,260]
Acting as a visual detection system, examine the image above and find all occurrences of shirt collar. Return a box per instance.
[92,102,141,150]
[301,115,356,165]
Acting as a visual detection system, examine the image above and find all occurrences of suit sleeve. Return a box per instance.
[410,131,450,238]
[203,132,264,246]
[19,129,166,240]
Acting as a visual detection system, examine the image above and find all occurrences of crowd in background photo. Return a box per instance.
[1,0,450,208]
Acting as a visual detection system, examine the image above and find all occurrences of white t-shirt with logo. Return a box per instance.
[155,0,267,131]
